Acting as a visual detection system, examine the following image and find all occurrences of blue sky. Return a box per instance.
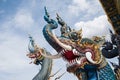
[0,0,118,80]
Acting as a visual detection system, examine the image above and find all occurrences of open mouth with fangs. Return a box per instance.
[59,48,87,68]
[27,52,41,59]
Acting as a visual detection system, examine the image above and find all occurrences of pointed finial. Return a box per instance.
[78,28,82,35]
[56,13,60,19]
[28,34,32,39]
[28,34,34,43]
[44,6,49,17]
[56,13,62,21]
[44,6,47,13]
[56,13,59,17]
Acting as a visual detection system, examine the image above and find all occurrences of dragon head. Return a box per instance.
[27,36,44,65]
[41,25,102,71]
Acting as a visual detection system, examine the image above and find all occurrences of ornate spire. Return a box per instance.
[56,13,71,38]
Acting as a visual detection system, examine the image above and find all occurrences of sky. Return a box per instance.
[0,0,119,80]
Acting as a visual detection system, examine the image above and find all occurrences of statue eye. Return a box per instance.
[70,32,79,41]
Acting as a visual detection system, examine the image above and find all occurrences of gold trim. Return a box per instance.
[97,56,107,69]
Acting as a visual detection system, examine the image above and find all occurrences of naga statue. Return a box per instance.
[26,36,52,80]
[39,7,117,80]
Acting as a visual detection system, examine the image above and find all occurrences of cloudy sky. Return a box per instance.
[0,0,118,80]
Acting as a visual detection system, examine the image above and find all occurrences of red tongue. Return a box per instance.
[63,51,77,61]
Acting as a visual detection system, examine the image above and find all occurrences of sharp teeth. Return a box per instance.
[72,60,74,64]
[67,59,78,67]
[62,49,66,54]
[59,51,62,54]
[69,61,72,64]
[72,49,75,54]
[73,49,77,55]
[60,49,68,55]
[60,50,64,54]
[64,49,67,52]
[62,50,64,53]
[64,49,66,53]
[74,59,76,62]
[71,59,76,65]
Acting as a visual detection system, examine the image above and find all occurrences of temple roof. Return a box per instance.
[99,0,120,35]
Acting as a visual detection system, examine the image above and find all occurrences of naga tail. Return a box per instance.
[99,0,120,35]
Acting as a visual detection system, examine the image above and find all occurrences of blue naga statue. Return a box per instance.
[39,7,118,80]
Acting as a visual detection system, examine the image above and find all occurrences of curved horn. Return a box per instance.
[52,33,72,51]
[85,52,103,64]
[85,52,97,64]
[39,49,62,59]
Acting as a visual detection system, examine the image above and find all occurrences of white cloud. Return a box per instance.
[69,0,89,12]
[0,2,44,79]
[74,15,112,38]
[0,30,40,80]
[68,0,101,16]
[0,33,27,71]
[0,9,35,32]
[14,9,34,30]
